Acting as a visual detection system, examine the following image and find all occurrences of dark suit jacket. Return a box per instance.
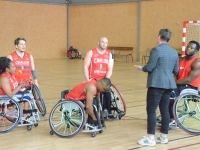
[142,43,179,89]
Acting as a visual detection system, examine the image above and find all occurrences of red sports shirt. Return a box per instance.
[10,52,32,83]
[0,73,18,95]
[65,79,98,100]
[178,56,200,87]
[88,48,110,80]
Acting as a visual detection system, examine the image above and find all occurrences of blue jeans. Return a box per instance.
[147,87,172,134]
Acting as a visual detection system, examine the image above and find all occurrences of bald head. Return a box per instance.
[98,37,108,50]
[99,37,108,42]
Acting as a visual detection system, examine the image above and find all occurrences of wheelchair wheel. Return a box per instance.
[0,99,21,134]
[173,92,200,135]
[110,84,126,116]
[67,49,79,59]
[49,100,86,138]
[31,84,46,116]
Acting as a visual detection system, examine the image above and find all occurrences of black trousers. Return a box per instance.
[147,87,172,134]
[100,89,112,113]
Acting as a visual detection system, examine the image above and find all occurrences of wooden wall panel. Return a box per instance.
[0,1,67,59]
[140,0,200,58]
[69,3,138,57]
[0,0,200,60]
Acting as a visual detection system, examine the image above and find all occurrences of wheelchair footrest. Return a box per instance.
[82,123,104,133]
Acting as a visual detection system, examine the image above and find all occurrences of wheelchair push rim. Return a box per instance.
[0,99,21,134]
[49,100,86,138]
[31,84,46,116]
[173,92,200,135]
[110,84,126,116]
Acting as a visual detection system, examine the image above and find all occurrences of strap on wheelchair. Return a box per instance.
[23,109,37,114]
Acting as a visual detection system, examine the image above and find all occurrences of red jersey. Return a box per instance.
[65,80,98,100]
[178,56,200,87]
[10,52,32,83]
[0,73,18,95]
[88,48,110,80]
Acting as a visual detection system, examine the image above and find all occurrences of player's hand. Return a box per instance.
[19,81,27,88]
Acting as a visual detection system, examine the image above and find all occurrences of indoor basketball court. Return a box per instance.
[0,0,200,150]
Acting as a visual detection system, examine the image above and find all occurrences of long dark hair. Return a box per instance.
[0,57,12,74]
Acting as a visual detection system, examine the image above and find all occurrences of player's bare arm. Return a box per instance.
[106,52,114,78]
[85,83,97,120]
[1,76,26,97]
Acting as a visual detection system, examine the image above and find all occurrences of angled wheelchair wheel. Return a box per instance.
[173,92,200,135]
[110,84,126,116]
[49,100,86,138]
[31,84,46,116]
[0,98,21,134]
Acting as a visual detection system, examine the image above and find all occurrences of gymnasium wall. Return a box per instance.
[0,0,200,60]
[140,0,200,57]
[69,3,137,58]
[0,1,67,59]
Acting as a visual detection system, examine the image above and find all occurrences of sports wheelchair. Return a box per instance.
[0,84,46,133]
[173,89,200,135]
[67,47,81,59]
[49,90,105,138]
[157,89,200,135]
[101,84,126,120]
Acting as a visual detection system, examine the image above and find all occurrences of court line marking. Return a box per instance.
[168,141,200,150]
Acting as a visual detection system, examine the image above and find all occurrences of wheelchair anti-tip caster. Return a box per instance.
[34,123,38,127]
[50,130,54,135]
[99,130,103,133]
[91,132,96,137]
[27,125,32,131]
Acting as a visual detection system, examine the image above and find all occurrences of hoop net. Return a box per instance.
[182,20,200,56]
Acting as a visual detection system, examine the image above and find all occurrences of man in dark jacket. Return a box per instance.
[135,29,179,146]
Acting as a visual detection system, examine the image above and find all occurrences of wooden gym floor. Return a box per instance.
[0,58,199,150]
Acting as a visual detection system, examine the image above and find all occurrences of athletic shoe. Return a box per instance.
[138,136,156,146]
[103,109,108,118]
[107,115,117,120]
[156,135,168,144]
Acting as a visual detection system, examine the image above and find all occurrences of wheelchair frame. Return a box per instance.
[0,84,46,133]
[102,84,126,120]
[157,89,200,135]
[49,90,105,138]
[173,89,200,135]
